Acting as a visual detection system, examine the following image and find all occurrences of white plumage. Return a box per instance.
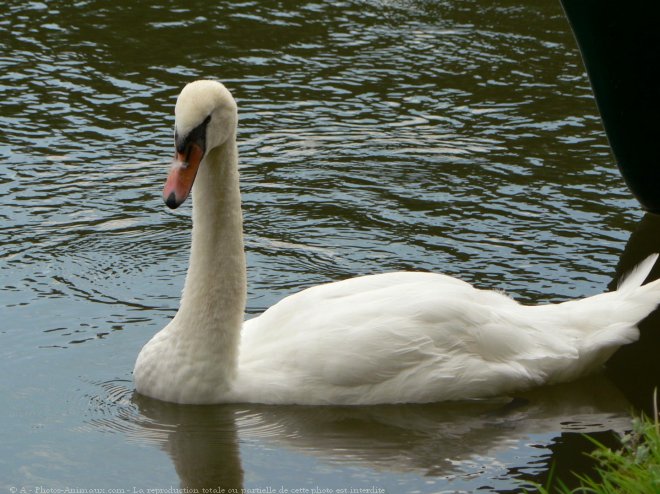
[133,80,660,405]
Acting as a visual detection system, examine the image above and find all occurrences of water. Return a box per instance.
[2,0,659,491]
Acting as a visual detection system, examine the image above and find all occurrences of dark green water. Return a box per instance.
[2,0,659,491]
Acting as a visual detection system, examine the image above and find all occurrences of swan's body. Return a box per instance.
[134,80,660,405]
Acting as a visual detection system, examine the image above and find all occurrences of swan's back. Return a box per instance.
[229,268,658,405]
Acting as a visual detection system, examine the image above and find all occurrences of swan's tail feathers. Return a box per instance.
[617,253,660,293]
[548,254,660,383]
[606,253,660,329]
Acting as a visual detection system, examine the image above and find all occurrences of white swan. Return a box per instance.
[134,80,660,405]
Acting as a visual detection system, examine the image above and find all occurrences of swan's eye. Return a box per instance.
[174,128,187,155]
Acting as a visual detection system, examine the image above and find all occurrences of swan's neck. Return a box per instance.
[175,135,246,386]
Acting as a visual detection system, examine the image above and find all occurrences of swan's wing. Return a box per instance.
[236,272,578,404]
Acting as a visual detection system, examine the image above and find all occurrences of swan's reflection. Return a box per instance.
[124,396,244,490]
[117,376,631,491]
[606,211,660,414]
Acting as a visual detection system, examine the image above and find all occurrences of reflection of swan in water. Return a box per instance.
[247,379,632,482]
[130,396,243,490]
[91,377,632,490]
[607,212,660,414]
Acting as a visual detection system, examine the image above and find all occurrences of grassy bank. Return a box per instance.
[538,400,660,493]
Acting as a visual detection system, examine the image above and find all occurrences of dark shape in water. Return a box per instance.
[607,212,660,415]
[561,0,660,212]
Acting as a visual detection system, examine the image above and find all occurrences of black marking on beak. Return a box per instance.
[175,115,212,156]
[165,191,179,209]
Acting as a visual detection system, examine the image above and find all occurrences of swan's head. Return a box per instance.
[163,80,238,209]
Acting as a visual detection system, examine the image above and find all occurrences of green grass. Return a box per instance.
[536,393,660,494]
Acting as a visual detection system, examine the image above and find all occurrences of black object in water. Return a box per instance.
[561,0,660,212]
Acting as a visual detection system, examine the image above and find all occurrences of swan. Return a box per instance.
[134,80,660,405]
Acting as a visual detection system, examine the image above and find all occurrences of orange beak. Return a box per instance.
[163,143,205,209]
